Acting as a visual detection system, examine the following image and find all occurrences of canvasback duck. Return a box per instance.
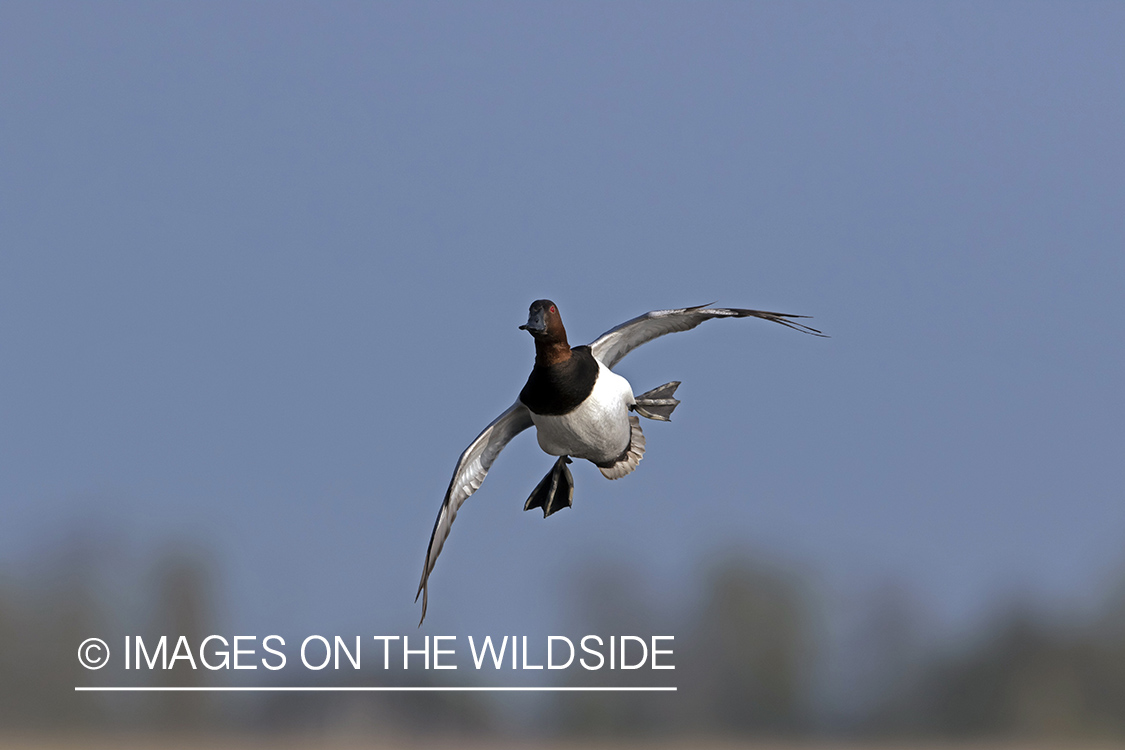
[416,301,825,623]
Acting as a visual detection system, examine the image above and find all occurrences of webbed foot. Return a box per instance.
[524,456,574,518]
[632,381,681,421]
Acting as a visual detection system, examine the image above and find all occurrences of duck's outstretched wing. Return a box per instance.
[589,304,826,369]
[416,401,534,625]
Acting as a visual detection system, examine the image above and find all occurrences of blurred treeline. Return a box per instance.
[3,540,1124,740]
[555,556,1125,740]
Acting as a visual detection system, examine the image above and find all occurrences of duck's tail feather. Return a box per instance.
[596,416,646,479]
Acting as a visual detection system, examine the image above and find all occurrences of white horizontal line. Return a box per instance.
[75,686,676,692]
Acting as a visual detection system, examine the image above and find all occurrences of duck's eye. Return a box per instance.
[550,305,557,313]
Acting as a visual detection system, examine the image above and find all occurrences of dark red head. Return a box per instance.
[519,299,565,338]
[519,300,570,363]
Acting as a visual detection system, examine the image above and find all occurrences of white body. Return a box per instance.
[530,360,635,463]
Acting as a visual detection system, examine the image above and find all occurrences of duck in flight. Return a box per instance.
[416,301,825,623]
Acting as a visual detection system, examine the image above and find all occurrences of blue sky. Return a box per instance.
[2,2,1122,645]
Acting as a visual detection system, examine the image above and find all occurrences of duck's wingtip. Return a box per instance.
[800,320,830,338]
[417,586,428,626]
[772,313,828,338]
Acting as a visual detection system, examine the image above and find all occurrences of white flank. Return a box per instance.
[532,361,636,464]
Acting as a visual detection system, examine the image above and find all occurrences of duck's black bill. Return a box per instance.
[520,308,547,333]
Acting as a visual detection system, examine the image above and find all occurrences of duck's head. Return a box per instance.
[519,299,567,343]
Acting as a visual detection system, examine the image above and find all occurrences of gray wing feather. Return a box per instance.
[589,304,825,369]
[416,401,534,624]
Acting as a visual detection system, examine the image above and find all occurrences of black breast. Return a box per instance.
[519,345,599,416]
